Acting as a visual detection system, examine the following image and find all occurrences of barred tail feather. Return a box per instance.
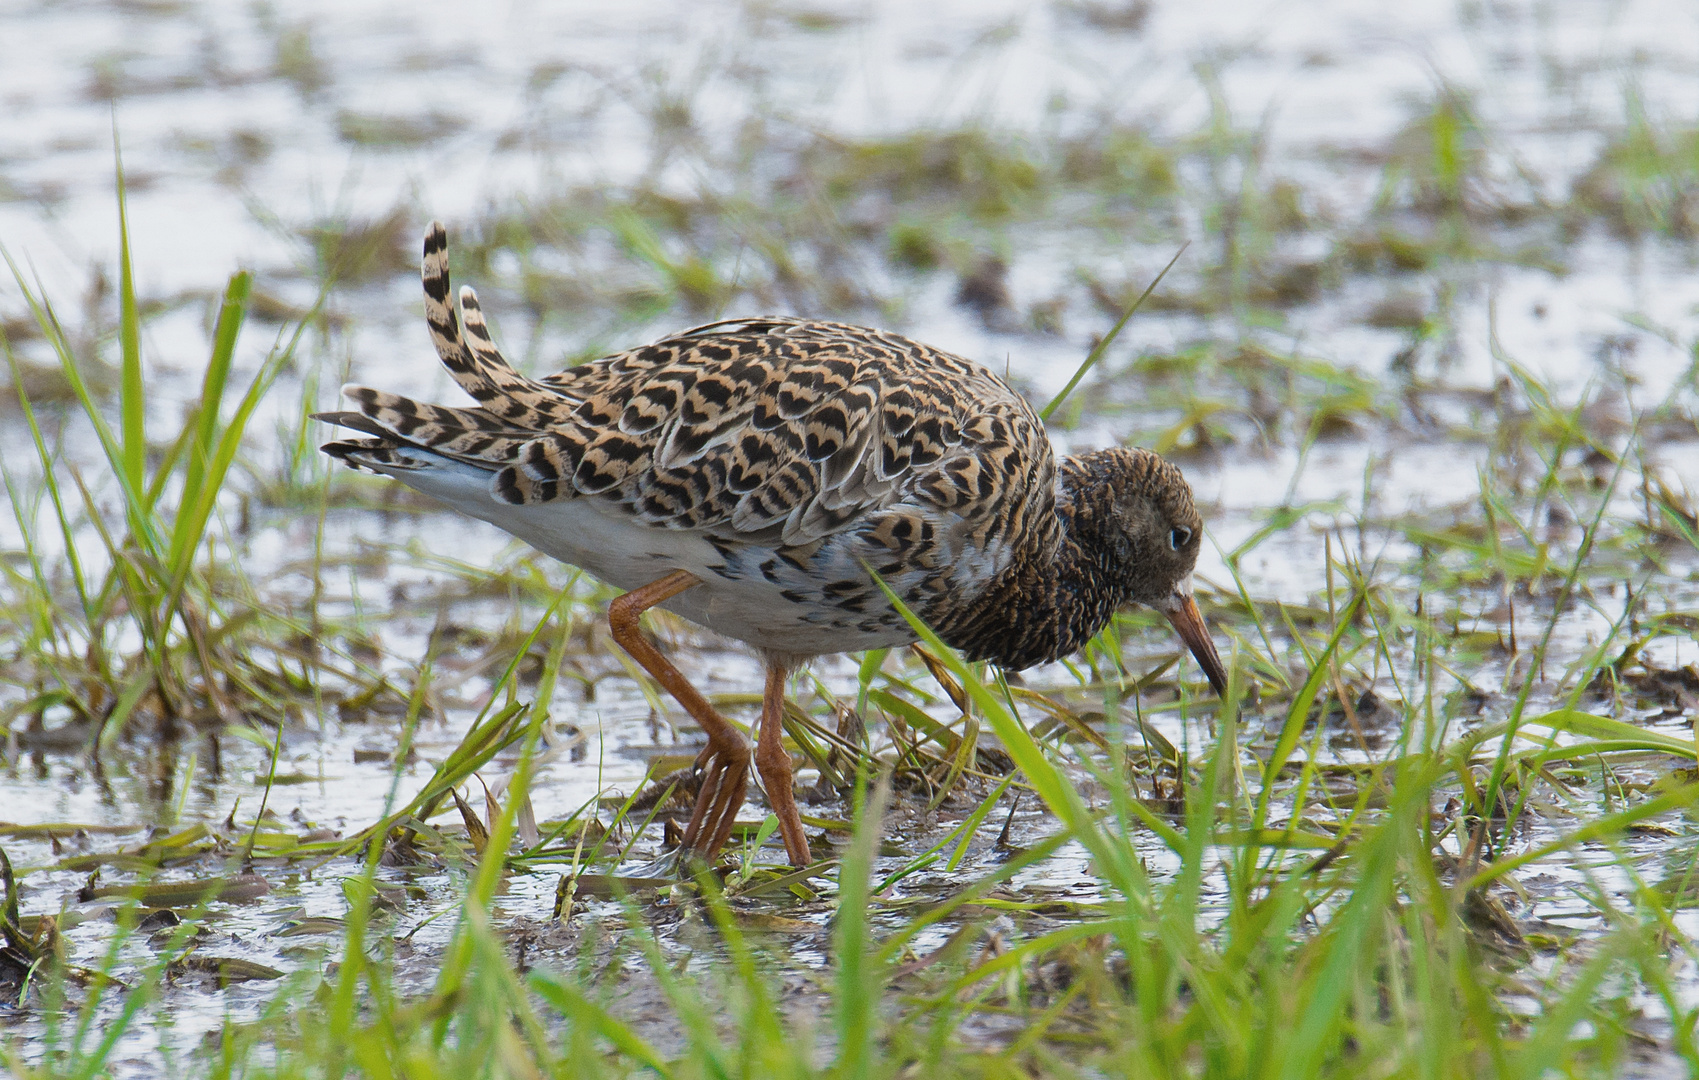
[315,389,534,468]
[420,221,574,429]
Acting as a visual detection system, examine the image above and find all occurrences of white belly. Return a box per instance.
[367,449,922,655]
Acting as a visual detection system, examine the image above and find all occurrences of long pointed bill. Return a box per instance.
[1158,577,1228,697]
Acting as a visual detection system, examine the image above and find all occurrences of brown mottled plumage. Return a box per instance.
[320,223,1226,871]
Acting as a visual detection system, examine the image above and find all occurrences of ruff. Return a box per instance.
[320,223,1227,869]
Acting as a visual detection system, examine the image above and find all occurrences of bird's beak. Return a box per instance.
[1157,576,1228,697]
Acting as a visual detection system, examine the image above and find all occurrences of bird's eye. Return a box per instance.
[1169,526,1192,550]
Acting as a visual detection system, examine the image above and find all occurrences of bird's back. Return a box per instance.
[321,224,1062,656]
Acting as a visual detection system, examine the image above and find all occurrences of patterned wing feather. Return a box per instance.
[322,226,1056,556]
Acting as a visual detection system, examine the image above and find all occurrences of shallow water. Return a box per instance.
[3,0,1699,1072]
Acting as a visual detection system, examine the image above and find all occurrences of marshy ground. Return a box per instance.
[2,0,1699,1076]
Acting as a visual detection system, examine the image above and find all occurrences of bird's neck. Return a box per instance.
[936,453,1128,670]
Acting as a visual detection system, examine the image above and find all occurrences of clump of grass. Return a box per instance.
[269,19,331,99]
[1572,88,1699,239]
[301,206,416,286]
[335,110,468,150]
[0,153,322,746]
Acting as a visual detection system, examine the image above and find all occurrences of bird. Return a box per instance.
[318,223,1228,870]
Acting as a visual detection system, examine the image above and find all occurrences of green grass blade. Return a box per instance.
[833,772,888,1080]
[4,349,94,623]
[169,271,250,549]
[1461,708,1697,761]
[870,575,1166,888]
[163,272,255,602]
[1038,242,1186,422]
[529,971,675,1078]
[3,257,168,563]
[113,130,145,505]
[1277,785,1413,1079]
[1464,780,1699,891]
[1252,591,1364,834]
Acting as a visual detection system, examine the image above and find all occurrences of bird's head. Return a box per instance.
[1085,447,1228,696]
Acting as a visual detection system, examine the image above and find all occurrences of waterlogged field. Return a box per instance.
[2,0,1699,1076]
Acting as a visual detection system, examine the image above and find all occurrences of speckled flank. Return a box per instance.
[320,224,1209,671]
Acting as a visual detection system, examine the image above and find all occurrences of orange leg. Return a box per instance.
[608,571,749,862]
[755,663,811,867]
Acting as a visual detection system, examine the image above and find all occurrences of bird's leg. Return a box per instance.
[754,662,811,867]
[607,570,749,863]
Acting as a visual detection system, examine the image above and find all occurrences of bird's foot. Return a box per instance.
[680,730,751,862]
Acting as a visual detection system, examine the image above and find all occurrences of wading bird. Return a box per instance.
[320,224,1227,869]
